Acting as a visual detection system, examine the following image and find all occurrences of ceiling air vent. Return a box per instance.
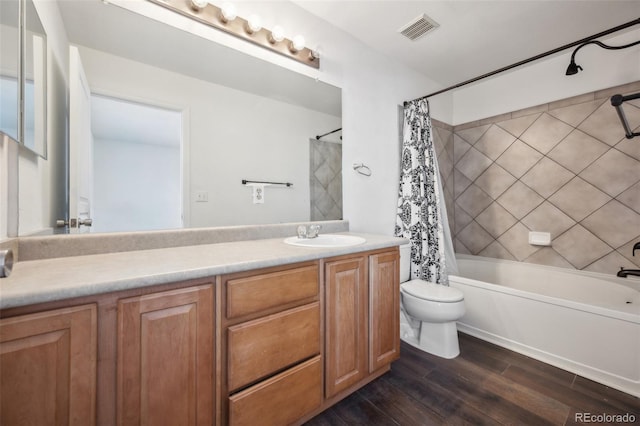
[398,14,440,41]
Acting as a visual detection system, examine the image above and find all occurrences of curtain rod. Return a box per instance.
[409,17,640,103]
[316,128,342,140]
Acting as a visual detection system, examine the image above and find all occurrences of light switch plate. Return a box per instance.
[195,191,209,202]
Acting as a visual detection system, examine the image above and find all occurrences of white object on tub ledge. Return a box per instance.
[528,231,551,246]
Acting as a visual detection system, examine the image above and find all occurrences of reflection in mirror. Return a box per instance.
[19,0,341,236]
[91,94,183,233]
[23,0,47,157]
[0,0,19,141]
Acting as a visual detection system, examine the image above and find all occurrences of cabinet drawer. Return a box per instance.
[226,264,318,319]
[229,356,322,426]
[227,302,320,392]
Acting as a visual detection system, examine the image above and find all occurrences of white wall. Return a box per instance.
[446,30,640,125]
[93,138,181,233]
[78,46,341,227]
[0,134,19,241]
[20,1,637,237]
[18,0,69,235]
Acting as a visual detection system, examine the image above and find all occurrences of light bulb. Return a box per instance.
[309,46,321,61]
[290,35,305,53]
[270,25,285,43]
[246,14,262,34]
[220,2,237,23]
[190,0,208,11]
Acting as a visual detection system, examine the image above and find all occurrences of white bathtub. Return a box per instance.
[449,255,640,397]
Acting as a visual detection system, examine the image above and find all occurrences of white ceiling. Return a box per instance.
[294,1,640,88]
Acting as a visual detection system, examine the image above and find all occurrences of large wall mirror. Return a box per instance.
[20,0,342,236]
[23,0,47,156]
[0,0,47,156]
[0,0,21,143]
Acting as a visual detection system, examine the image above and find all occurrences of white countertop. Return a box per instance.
[0,233,406,310]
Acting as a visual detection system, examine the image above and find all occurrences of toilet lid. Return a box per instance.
[401,279,464,302]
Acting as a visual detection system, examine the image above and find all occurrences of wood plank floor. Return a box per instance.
[306,333,640,425]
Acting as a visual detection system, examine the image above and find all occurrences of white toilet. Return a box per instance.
[399,244,465,359]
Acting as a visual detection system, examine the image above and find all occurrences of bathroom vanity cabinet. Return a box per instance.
[117,285,215,426]
[0,304,97,426]
[0,245,400,426]
[324,250,400,399]
[222,262,322,426]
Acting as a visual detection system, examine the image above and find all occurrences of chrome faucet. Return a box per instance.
[297,224,322,239]
[308,224,322,238]
[616,241,640,278]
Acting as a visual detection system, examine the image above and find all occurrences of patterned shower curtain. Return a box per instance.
[395,98,450,285]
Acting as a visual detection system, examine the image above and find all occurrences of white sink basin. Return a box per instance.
[284,234,366,248]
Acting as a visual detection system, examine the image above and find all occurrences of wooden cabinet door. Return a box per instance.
[369,250,400,372]
[117,285,214,426]
[324,256,367,398]
[0,304,97,426]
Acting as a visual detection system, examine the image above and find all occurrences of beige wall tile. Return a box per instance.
[496,222,541,261]
[583,251,632,275]
[495,114,540,138]
[580,149,640,197]
[496,181,544,220]
[453,135,473,164]
[474,164,517,199]
[547,129,609,174]
[548,177,611,222]
[520,113,573,154]
[582,200,640,249]
[618,239,640,268]
[521,201,576,239]
[478,241,516,261]
[456,124,491,144]
[495,140,544,178]
[520,158,574,198]
[456,147,493,181]
[578,101,640,146]
[615,134,640,161]
[552,225,612,269]
[457,221,494,254]
[473,125,516,160]
[451,81,640,273]
[475,202,518,238]
[617,182,640,214]
[524,248,574,269]
[457,184,493,217]
[547,99,602,127]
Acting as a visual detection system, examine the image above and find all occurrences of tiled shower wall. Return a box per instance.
[310,139,343,221]
[432,81,640,273]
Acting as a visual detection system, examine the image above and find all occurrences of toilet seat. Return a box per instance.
[401,279,464,303]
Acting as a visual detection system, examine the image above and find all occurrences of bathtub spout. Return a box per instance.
[633,242,640,257]
[617,267,640,278]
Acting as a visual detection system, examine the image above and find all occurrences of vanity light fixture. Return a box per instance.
[148,0,319,69]
[290,35,305,53]
[219,2,236,23]
[190,0,207,11]
[269,25,285,44]
[245,14,262,34]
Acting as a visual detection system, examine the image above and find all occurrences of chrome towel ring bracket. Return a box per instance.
[353,163,372,177]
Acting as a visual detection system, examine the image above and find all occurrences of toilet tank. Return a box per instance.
[399,244,411,283]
